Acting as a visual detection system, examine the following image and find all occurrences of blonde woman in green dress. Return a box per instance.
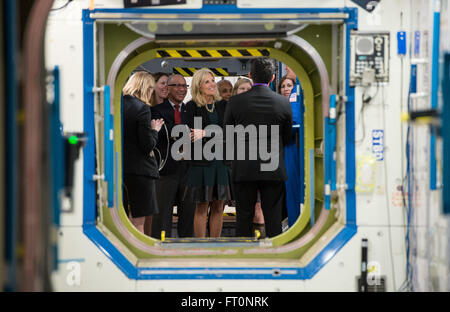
[184,68,231,238]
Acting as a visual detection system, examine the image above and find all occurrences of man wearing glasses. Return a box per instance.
[151,74,195,239]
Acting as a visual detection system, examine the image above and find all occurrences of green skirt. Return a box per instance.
[184,160,231,203]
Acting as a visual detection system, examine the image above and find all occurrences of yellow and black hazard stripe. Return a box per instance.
[173,67,231,77]
[156,48,270,58]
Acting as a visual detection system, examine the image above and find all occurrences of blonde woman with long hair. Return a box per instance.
[183,68,231,238]
[231,77,253,96]
[122,71,164,236]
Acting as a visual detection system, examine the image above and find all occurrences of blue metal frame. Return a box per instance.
[84,226,138,279]
[82,10,97,229]
[49,66,64,271]
[81,6,358,280]
[83,223,356,280]
[345,9,358,226]
[104,86,114,207]
[430,3,440,190]
[324,94,337,210]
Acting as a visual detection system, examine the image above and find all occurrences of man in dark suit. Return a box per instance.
[224,58,293,238]
[151,74,195,238]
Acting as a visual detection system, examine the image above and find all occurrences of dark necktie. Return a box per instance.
[174,104,181,125]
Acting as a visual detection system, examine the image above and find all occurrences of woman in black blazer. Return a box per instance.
[184,68,231,238]
[122,71,164,236]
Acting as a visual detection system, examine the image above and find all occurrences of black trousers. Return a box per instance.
[233,180,285,238]
[151,162,195,239]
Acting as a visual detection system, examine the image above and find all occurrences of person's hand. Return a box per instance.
[151,118,164,132]
[190,128,205,142]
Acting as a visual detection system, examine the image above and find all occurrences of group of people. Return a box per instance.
[121,58,300,240]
